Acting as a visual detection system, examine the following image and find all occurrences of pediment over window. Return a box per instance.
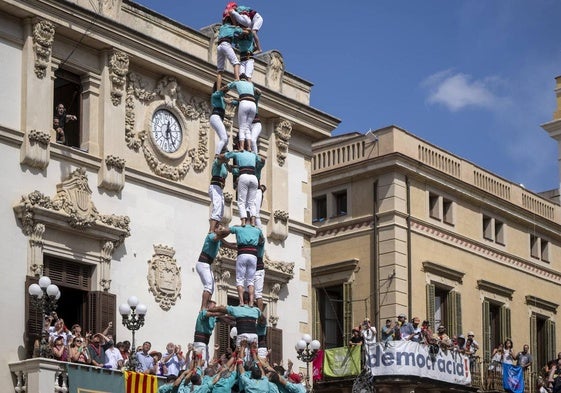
[526,295,558,314]
[13,167,130,245]
[477,279,514,300]
[422,261,464,284]
[13,168,130,289]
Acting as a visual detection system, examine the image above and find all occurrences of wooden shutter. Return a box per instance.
[44,256,91,290]
[482,300,491,362]
[214,320,231,358]
[446,291,462,337]
[426,284,435,330]
[546,319,556,363]
[530,313,537,369]
[267,327,283,366]
[343,282,352,344]
[25,276,42,358]
[88,291,116,337]
[500,305,511,342]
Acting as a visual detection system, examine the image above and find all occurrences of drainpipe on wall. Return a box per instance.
[406,176,412,314]
[372,181,379,337]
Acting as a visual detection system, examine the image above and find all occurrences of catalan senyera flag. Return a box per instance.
[124,371,158,393]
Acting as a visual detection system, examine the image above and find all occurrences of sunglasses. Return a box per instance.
[76,340,83,343]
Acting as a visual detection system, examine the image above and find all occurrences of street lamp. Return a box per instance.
[28,276,61,358]
[119,296,147,371]
[295,334,321,392]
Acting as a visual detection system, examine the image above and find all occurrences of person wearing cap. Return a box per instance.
[466,331,480,352]
[86,333,107,367]
[222,75,257,152]
[398,314,414,340]
[349,327,364,347]
[433,325,452,350]
[361,318,377,346]
[381,319,395,343]
[104,339,124,369]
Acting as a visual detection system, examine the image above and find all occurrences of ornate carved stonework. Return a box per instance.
[221,191,234,225]
[109,50,129,106]
[32,20,55,79]
[21,129,51,169]
[14,168,131,242]
[125,73,210,180]
[98,154,126,192]
[264,51,285,91]
[147,244,182,311]
[274,119,292,167]
[269,209,289,242]
[13,168,131,277]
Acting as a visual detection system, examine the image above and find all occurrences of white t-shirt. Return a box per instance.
[105,346,123,369]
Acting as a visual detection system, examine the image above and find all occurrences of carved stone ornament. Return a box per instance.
[109,50,129,106]
[98,154,126,192]
[32,20,55,79]
[264,50,285,91]
[125,73,210,180]
[221,191,234,226]
[13,168,131,277]
[147,244,182,311]
[21,129,51,169]
[274,119,292,167]
[14,168,131,243]
[269,209,289,242]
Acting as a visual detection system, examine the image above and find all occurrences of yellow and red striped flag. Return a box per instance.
[123,371,158,393]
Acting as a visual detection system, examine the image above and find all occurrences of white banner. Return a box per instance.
[366,341,471,385]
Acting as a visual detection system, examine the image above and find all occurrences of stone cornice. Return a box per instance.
[525,295,558,314]
[422,261,465,283]
[413,220,561,286]
[312,259,359,277]
[477,280,514,300]
[312,216,374,243]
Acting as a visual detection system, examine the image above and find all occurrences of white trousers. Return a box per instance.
[217,41,239,71]
[196,261,214,294]
[236,253,257,287]
[237,100,256,142]
[240,59,255,79]
[237,173,258,219]
[208,184,224,221]
[210,114,228,155]
[250,121,262,154]
[254,269,264,299]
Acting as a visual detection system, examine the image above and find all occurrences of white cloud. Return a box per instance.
[421,69,506,112]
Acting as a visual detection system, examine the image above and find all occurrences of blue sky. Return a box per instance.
[133,0,561,193]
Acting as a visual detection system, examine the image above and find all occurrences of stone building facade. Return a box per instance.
[1,0,339,390]
[311,116,561,391]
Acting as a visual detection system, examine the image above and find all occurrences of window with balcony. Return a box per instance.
[478,280,513,362]
[25,256,114,359]
[54,69,82,148]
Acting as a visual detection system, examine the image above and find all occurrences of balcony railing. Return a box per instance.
[9,358,165,393]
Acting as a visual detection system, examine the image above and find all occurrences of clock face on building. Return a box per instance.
[151,109,183,153]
